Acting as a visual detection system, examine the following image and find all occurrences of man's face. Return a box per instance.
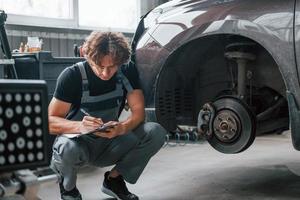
[90,55,118,80]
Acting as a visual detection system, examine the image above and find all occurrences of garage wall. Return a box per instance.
[5,25,90,57]
[0,0,168,58]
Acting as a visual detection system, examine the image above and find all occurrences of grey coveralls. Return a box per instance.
[50,62,166,191]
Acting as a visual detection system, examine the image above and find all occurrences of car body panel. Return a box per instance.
[133,0,300,150]
[295,0,300,76]
[137,0,299,101]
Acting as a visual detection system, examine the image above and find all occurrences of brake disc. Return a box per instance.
[201,96,256,154]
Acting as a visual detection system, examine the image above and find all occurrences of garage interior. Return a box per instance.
[0,0,300,200]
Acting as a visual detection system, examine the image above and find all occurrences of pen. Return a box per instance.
[80,108,91,116]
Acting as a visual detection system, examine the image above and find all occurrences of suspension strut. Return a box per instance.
[224,42,256,100]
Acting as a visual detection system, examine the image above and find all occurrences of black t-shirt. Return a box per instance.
[53,61,141,116]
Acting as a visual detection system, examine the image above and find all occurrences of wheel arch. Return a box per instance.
[154,28,290,131]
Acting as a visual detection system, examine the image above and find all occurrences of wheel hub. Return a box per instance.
[197,96,256,154]
[213,110,240,143]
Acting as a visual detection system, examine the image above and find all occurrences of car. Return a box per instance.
[131,0,300,154]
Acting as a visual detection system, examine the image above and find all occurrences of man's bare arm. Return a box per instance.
[48,97,102,135]
[120,89,145,133]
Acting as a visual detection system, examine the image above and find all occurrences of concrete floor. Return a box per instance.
[38,131,300,200]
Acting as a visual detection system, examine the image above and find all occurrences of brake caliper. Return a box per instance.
[197,103,216,139]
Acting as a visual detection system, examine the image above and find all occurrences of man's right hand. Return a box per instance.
[79,116,103,134]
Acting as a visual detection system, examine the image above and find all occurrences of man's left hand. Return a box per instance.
[93,121,126,138]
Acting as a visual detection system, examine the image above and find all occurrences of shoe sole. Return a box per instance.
[101,186,121,200]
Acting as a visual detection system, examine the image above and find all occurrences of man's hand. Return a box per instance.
[80,116,103,134]
[93,121,125,138]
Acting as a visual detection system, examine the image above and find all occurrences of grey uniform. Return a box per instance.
[50,62,166,191]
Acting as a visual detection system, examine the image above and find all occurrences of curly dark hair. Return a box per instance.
[83,31,131,66]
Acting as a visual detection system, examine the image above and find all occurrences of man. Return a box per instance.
[48,31,166,200]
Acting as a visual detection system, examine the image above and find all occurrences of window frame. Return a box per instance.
[4,0,141,33]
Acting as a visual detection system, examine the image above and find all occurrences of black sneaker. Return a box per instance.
[101,171,139,200]
[59,181,82,200]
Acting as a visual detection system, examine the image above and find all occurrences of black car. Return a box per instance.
[131,0,300,153]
